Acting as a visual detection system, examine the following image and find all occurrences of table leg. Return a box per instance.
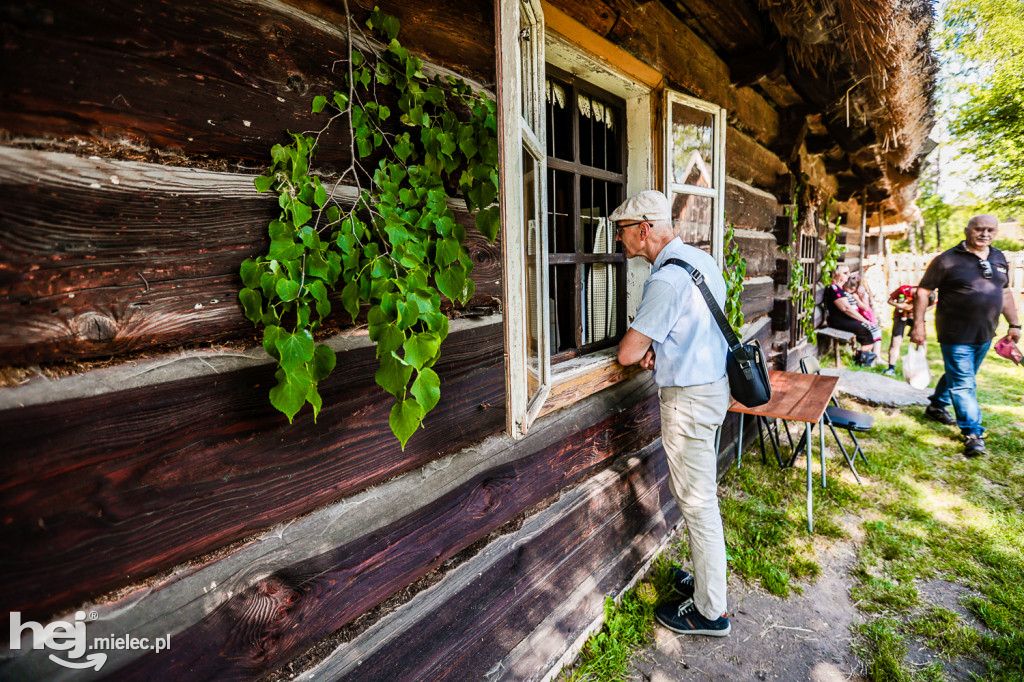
[806,422,813,533]
[820,417,826,489]
[737,413,744,469]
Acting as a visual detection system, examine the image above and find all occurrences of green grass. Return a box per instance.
[559,556,679,682]
[835,316,1024,680]
[564,312,1024,680]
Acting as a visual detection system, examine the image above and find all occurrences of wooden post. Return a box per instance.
[859,192,867,268]
[909,220,918,253]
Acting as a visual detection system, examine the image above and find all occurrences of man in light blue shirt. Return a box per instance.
[615,190,732,637]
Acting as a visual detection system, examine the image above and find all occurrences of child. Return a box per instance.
[844,273,877,324]
[884,284,916,376]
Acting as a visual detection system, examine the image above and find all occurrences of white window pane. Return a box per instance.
[671,103,715,189]
[523,149,543,402]
[671,192,713,253]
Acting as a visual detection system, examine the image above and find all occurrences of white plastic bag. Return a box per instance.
[904,344,931,389]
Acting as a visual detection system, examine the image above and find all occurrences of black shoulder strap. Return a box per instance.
[662,258,745,359]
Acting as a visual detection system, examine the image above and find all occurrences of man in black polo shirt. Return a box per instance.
[911,215,1021,457]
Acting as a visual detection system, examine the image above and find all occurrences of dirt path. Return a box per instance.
[629,536,867,682]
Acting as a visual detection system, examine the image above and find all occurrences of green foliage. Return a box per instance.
[723,221,746,330]
[942,0,1024,212]
[238,7,499,447]
[819,202,846,284]
[780,243,816,344]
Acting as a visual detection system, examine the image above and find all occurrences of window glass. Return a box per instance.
[523,149,542,398]
[671,103,714,189]
[671,193,713,253]
[545,71,626,359]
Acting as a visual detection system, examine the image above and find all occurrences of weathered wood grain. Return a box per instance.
[726,127,790,192]
[670,0,766,55]
[0,0,493,161]
[739,275,775,320]
[725,177,780,231]
[0,322,505,621]
[539,355,642,418]
[335,446,673,681]
[547,0,780,148]
[108,386,662,681]
[734,229,778,279]
[0,148,500,365]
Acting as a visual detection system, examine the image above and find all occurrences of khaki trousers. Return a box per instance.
[658,377,731,619]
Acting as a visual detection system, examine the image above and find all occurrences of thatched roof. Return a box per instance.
[757,0,937,219]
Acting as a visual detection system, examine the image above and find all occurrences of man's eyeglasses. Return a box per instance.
[979,260,993,279]
[615,215,650,237]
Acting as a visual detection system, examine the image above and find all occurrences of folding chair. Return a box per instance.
[799,356,873,484]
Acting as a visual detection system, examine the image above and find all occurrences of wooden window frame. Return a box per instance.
[499,1,658,437]
[664,91,727,265]
[545,67,628,362]
[790,229,819,346]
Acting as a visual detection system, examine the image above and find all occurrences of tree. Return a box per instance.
[942,0,1024,212]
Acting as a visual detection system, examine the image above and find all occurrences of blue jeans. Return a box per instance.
[930,342,991,436]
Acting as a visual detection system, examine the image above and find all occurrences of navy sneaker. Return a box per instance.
[669,567,695,599]
[654,599,731,637]
[882,367,896,377]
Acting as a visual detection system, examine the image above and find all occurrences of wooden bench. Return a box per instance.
[816,327,856,366]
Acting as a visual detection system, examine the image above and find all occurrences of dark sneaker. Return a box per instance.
[924,404,956,426]
[669,567,695,599]
[654,599,731,637]
[964,434,987,458]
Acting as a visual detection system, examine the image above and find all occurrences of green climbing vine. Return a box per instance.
[723,221,746,330]
[819,199,847,284]
[238,6,499,448]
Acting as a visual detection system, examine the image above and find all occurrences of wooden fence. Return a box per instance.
[862,251,1024,314]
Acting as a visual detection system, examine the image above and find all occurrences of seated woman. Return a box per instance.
[844,272,876,324]
[823,264,882,366]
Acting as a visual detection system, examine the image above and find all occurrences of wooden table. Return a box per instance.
[728,370,840,532]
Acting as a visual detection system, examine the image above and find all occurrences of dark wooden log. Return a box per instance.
[734,230,777,279]
[725,128,788,191]
[336,445,675,681]
[0,149,501,365]
[670,0,766,55]
[0,322,505,621]
[726,44,784,87]
[0,0,494,161]
[773,215,794,246]
[725,178,780,232]
[771,297,792,332]
[804,134,838,156]
[773,257,792,286]
[739,277,774,320]
[548,0,779,147]
[108,387,662,681]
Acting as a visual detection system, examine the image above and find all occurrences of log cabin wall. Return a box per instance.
[2,0,895,679]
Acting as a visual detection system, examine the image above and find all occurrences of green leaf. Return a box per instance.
[291,199,313,227]
[342,281,361,321]
[312,95,327,114]
[411,367,441,413]
[306,381,323,422]
[239,287,263,324]
[311,343,337,381]
[263,324,285,360]
[435,263,466,303]
[403,332,440,370]
[375,353,414,397]
[275,328,315,371]
[307,279,330,317]
[276,278,301,302]
[474,205,500,242]
[389,398,423,450]
[436,237,461,267]
[314,180,327,208]
[254,174,274,193]
[240,258,262,288]
[270,366,311,423]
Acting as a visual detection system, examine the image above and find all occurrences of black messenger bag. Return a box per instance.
[663,258,772,408]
